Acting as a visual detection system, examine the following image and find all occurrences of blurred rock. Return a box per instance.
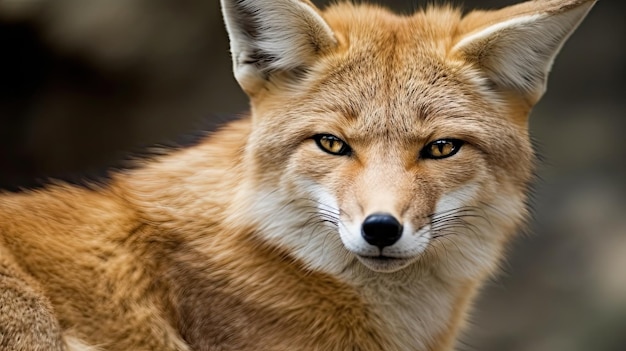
[0,0,247,186]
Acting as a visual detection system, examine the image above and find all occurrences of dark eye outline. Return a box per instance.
[312,134,352,156]
[420,139,464,160]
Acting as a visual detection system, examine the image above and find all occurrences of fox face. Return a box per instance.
[222,0,595,276]
[246,50,532,274]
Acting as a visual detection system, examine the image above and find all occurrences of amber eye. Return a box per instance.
[421,139,464,159]
[313,134,351,156]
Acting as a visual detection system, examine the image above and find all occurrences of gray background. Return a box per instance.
[0,1,624,350]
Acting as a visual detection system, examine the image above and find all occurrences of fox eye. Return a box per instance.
[421,139,464,159]
[313,134,351,156]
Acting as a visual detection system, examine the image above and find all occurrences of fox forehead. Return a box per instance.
[322,3,462,53]
[264,4,507,140]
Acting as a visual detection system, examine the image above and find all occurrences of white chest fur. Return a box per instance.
[347,269,460,351]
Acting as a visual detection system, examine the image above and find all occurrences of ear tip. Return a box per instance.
[556,0,599,13]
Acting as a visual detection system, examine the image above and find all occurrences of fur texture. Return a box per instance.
[0,0,595,350]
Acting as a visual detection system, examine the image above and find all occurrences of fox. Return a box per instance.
[0,0,596,350]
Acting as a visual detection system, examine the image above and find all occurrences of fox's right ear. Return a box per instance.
[221,0,337,96]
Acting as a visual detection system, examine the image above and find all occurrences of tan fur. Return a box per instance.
[0,1,595,350]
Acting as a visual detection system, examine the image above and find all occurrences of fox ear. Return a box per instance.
[451,0,596,103]
[221,0,337,95]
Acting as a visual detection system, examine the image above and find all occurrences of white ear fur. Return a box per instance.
[220,0,336,95]
[452,0,596,102]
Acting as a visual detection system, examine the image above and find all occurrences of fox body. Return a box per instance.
[0,0,595,350]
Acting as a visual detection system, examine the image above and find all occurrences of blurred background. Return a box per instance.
[0,0,623,350]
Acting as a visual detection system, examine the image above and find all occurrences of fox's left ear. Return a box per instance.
[451,0,596,103]
[221,0,337,96]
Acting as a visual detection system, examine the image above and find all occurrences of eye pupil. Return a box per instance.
[328,139,336,150]
[437,143,445,154]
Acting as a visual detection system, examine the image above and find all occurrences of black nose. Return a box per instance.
[361,213,403,249]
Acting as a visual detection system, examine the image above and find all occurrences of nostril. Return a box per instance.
[361,213,403,249]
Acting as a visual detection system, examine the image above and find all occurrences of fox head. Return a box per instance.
[220,0,595,276]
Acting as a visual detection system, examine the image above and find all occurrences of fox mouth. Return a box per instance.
[335,220,431,273]
[355,254,416,273]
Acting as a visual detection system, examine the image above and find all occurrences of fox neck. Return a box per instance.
[165,219,477,351]
[344,267,478,351]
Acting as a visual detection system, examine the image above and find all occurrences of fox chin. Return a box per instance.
[0,0,596,350]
